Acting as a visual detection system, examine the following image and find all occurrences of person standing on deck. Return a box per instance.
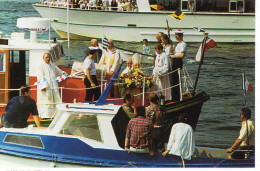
[169,29,187,101]
[99,39,121,75]
[152,44,171,101]
[226,107,254,159]
[37,53,65,119]
[84,47,101,102]
[0,86,45,129]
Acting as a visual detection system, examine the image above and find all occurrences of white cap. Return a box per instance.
[88,46,99,50]
[175,29,184,34]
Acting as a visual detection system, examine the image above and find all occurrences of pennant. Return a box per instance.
[56,73,68,83]
[193,26,205,33]
[169,8,186,20]
[34,78,47,85]
[194,37,216,62]
[150,4,164,10]
[243,76,253,92]
[102,34,109,50]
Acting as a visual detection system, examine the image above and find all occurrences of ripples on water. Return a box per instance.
[0,0,255,149]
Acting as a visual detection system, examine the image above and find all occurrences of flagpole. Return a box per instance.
[192,33,208,95]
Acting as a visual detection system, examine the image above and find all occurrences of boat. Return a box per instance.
[0,17,254,168]
[33,0,255,43]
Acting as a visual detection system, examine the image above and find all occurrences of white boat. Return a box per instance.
[33,0,255,43]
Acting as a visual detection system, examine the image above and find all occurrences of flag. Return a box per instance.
[169,8,186,20]
[194,37,216,62]
[56,73,68,83]
[102,34,109,50]
[243,75,253,92]
[150,4,164,10]
[34,78,47,85]
[193,26,205,33]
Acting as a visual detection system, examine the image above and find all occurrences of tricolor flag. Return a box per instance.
[34,78,47,85]
[243,74,253,92]
[194,37,216,62]
[169,8,186,20]
[56,73,68,83]
[150,4,164,10]
[102,34,109,50]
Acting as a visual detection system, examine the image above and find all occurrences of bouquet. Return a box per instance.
[118,69,153,90]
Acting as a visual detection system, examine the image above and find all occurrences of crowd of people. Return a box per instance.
[38,0,138,11]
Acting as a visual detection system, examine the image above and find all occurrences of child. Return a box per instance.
[142,39,151,55]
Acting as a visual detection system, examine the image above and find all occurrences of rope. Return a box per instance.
[180,156,185,168]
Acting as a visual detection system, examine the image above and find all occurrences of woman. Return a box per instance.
[152,44,171,101]
[83,47,101,101]
[169,29,187,101]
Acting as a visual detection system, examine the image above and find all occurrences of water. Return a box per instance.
[0,0,255,149]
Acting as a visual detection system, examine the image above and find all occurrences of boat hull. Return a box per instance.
[33,5,255,43]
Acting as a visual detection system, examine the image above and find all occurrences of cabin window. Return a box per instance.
[0,53,6,72]
[229,0,244,12]
[4,134,44,148]
[60,113,102,142]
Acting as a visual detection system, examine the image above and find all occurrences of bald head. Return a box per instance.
[43,53,51,64]
[108,39,114,50]
[156,32,164,43]
[91,39,98,47]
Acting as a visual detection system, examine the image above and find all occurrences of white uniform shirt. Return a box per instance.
[167,122,195,160]
[174,42,187,57]
[84,57,96,75]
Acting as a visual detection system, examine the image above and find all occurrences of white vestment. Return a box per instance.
[99,47,120,72]
[153,52,171,101]
[167,123,195,160]
[122,67,131,74]
[37,61,63,119]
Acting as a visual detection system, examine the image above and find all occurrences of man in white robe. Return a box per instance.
[37,53,64,119]
[162,113,195,160]
[152,44,171,101]
[99,39,121,75]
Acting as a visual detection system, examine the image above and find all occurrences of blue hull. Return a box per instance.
[0,132,254,168]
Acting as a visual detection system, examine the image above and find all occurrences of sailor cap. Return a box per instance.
[89,46,99,50]
[175,29,184,34]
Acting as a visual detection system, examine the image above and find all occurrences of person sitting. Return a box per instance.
[0,86,45,129]
[122,58,132,74]
[130,53,141,71]
[122,94,136,119]
[125,106,154,156]
[162,113,195,160]
[226,107,254,159]
[117,0,125,11]
[99,39,121,75]
[146,93,164,152]
[83,39,102,62]
[111,0,118,11]
[142,39,151,55]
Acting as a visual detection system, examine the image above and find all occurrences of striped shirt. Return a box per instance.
[125,116,152,148]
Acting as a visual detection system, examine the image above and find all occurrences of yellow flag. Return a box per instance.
[170,8,186,20]
[150,4,164,10]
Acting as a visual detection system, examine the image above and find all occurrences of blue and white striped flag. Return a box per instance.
[102,34,109,50]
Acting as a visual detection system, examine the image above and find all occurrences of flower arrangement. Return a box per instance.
[118,69,154,90]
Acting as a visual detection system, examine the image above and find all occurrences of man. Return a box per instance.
[122,94,136,119]
[0,86,44,128]
[121,58,132,74]
[125,106,154,156]
[83,47,101,101]
[162,113,195,160]
[226,107,255,159]
[83,39,102,62]
[156,32,164,45]
[37,53,65,119]
[99,39,121,75]
[146,93,164,152]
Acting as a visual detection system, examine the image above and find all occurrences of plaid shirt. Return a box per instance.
[125,116,152,148]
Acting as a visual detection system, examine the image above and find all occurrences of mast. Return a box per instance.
[192,32,208,95]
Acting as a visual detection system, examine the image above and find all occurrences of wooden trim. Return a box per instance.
[0,50,9,106]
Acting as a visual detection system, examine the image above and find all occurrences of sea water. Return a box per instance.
[0,0,255,149]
